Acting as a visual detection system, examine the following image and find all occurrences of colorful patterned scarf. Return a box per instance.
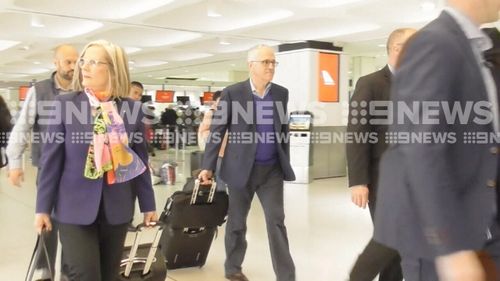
[84,88,146,184]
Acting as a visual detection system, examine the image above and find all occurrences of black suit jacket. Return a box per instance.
[346,66,392,202]
[374,12,498,259]
[202,79,295,188]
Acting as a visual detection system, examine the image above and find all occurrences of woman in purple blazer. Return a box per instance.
[34,40,157,281]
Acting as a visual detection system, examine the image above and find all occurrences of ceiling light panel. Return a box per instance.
[1,63,51,75]
[0,12,102,39]
[288,0,373,8]
[420,0,437,12]
[0,73,29,79]
[26,67,51,74]
[242,18,380,41]
[123,47,142,54]
[348,0,443,24]
[30,15,44,27]
[25,54,52,65]
[0,39,20,51]
[12,0,177,19]
[174,38,277,54]
[145,1,293,32]
[91,27,201,48]
[132,60,169,68]
[168,52,213,61]
[133,50,213,63]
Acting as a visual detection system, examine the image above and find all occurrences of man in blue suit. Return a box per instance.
[199,45,296,281]
[374,0,500,280]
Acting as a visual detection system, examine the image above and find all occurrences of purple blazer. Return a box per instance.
[36,91,156,225]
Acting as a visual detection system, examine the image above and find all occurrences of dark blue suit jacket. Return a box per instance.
[374,12,498,259]
[202,79,295,188]
[36,91,156,225]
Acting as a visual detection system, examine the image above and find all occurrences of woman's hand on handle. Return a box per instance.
[143,211,158,226]
[34,213,52,234]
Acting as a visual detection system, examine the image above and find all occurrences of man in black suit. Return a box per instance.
[374,0,500,280]
[199,45,296,281]
[347,27,415,281]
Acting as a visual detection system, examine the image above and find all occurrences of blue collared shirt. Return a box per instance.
[249,79,272,98]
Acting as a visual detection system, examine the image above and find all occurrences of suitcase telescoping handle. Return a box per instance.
[123,221,165,278]
[190,179,217,205]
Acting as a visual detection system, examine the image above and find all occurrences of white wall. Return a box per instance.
[228,70,248,82]
[274,49,349,127]
[351,56,376,87]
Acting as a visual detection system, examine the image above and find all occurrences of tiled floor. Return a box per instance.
[0,147,373,281]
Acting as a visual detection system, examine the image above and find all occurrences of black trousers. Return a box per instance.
[58,211,128,281]
[350,238,403,281]
[349,194,403,281]
[224,163,295,281]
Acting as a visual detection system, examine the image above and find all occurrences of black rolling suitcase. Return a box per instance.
[160,179,228,269]
[116,222,166,281]
[161,226,217,269]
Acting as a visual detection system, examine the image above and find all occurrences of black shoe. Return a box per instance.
[225,272,249,281]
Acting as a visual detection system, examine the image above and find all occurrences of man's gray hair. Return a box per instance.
[247,44,274,62]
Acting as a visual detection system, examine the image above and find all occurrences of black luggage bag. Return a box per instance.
[160,179,228,269]
[161,226,217,269]
[116,222,166,281]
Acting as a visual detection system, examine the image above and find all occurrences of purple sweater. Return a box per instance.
[253,93,278,165]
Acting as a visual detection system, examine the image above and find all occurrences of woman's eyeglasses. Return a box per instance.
[78,58,108,68]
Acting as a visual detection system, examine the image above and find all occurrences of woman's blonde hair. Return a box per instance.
[72,40,130,99]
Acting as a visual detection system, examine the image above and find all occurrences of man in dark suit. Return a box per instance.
[347,28,415,281]
[199,45,296,281]
[374,0,500,280]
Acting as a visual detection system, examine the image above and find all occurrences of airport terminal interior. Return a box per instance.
[1,0,499,280]
[0,150,373,280]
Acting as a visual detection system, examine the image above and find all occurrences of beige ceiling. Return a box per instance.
[0,0,451,88]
